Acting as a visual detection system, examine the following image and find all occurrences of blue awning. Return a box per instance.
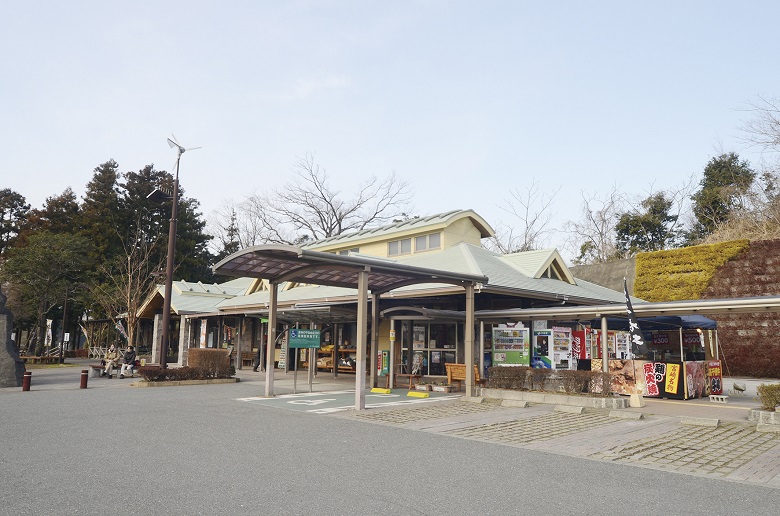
[590,314,716,331]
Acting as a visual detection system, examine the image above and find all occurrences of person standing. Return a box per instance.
[119,345,136,379]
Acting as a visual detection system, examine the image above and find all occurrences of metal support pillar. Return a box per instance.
[369,293,379,388]
[264,282,278,397]
[354,269,368,410]
[465,283,475,397]
[389,319,396,389]
[601,316,609,373]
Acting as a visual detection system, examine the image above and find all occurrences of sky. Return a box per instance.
[2,1,779,261]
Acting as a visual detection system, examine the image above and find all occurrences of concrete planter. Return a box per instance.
[749,409,780,425]
[432,385,454,393]
[130,378,240,388]
[481,387,629,409]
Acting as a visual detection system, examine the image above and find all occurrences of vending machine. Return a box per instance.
[552,326,573,370]
[532,329,553,368]
[492,327,530,366]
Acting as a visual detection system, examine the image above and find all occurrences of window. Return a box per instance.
[414,232,441,252]
[388,238,412,256]
[337,248,359,255]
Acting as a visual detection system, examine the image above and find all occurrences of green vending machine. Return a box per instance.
[492,327,530,366]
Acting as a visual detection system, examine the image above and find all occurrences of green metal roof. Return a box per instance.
[302,209,494,250]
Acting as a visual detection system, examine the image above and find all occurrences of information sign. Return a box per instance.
[289,329,322,349]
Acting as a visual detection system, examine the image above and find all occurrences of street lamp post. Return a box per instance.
[157,136,199,369]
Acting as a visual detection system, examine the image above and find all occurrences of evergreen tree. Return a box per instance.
[79,160,124,266]
[120,164,212,283]
[1,231,89,354]
[0,188,30,256]
[615,193,682,255]
[19,187,80,239]
[689,153,755,241]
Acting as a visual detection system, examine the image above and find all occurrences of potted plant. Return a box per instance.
[431,381,454,393]
[414,381,431,391]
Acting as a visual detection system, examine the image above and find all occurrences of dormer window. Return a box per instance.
[415,232,441,252]
[388,238,412,256]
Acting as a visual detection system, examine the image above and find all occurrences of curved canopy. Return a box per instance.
[213,244,488,294]
[380,306,467,321]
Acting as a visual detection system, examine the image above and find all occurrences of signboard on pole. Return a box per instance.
[378,350,389,376]
[289,329,321,349]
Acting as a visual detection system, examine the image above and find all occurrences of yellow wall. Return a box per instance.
[312,214,485,258]
[442,218,483,248]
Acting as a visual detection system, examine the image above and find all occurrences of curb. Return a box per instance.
[555,405,585,414]
[501,399,529,408]
[610,410,644,420]
[680,416,720,427]
[129,378,240,388]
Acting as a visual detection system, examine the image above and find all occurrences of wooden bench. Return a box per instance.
[240,351,256,367]
[394,373,422,390]
[20,356,60,364]
[445,363,486,391]
[89,364,136,378]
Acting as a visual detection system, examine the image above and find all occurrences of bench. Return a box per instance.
[240,351,256,368]
[445,363,486,391]
[20,356,60,364]
[89,364,136,378]
[394,373,422,390]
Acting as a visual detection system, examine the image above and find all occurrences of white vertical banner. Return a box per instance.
[200,319,207,348]
[45,319,53,348]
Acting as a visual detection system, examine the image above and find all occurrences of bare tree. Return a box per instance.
[740,96,780,153]
[207,199,265,258]
[703,167,780,243]
[565,186,625,264]
[487,180,560,253]
[88,226,163,347]
[242,154,412,244]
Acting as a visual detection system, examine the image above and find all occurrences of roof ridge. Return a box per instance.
[303,209,487,249]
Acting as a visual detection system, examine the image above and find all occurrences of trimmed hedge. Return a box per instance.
[138,348,235,382]
[634,239,749,301]
[138,366,198,382]
[188,348,234,379]
[488,366,613,397]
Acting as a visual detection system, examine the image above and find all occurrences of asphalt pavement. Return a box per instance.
[1,360,779,515]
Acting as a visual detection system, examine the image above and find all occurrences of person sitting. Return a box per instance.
[119,345,136,379]
[102,344,119,378]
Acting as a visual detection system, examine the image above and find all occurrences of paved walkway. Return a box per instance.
[8,360,780,489]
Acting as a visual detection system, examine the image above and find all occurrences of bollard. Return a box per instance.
[22,371,31,391]
[80,369,88,389]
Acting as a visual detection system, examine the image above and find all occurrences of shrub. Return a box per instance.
[138,366,167,382]
[561,370,592,394]
[137,364,232,382]
[634,240,749,301]
[588,372,614,397]
[488,368,613,396]
[757,383,780,412]
[187,348,234,379]
[529,368,553,391]
[487,366,531,390]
